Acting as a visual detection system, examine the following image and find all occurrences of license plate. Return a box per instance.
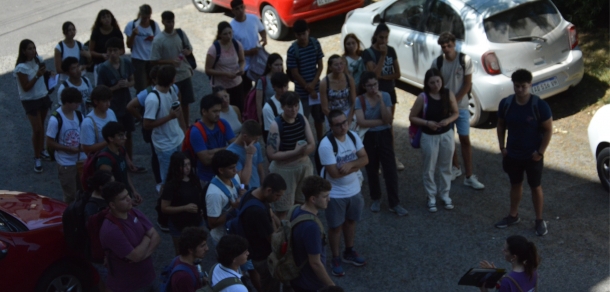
[532,77,559,94]
[317,0,338,6]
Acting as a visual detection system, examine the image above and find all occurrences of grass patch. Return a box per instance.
[579,28,610,104]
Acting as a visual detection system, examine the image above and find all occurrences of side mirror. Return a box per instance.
[373,14,383,24]
[0,241,7,260]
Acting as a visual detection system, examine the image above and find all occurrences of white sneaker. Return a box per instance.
[464,175,485,190]
[396,158,405,171]
[451,166,462,181]
[155,183,162,194]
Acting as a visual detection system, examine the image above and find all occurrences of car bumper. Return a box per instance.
[475,48,584,112]
[283,1,364,27]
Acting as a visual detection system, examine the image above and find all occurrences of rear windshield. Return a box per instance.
[483,0,561,43]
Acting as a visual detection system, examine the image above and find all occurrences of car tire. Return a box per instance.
[468,93,489,127]
[262,5,288,40]
[35,263,87,292]
[597,147,610,192]
[192,0,217,12]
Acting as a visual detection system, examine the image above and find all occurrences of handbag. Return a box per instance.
[247,47,269,81]
[409,93,428,149]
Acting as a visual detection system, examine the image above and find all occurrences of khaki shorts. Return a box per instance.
[58,164,82,204]
[269,159,313,212]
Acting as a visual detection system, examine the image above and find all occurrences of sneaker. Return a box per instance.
[464,175,485,190]
[370,200,381,212]
[156,221,170,233]
[331,257,345,276]
[451,166,462,181]
[444,203,454,210]
[396,158,405,171]
[389,205,408,216]
[535,219,548,236]
[40,150,51,161]
[34,158,43,173]
[342,250,366,266]
[428,204,438,213]
[494,215,521,229]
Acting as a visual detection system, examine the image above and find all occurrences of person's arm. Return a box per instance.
[257,162,265,187]
[534,117,553,161]
[161,199,198,214]
[238,141,257,186]
[46,136,80,154]
[143,102,181,130]
[259,29,267,47]
[347,75,357,124]
[439,91,459,126]
[455,73,472,103]
[127,174,142,205]
[143,227,160,259]
[365,49,386,78]
[379,93,393,125]
[325,147,368,178]
[237,44,246,75]
[82,142,107,154]
[380,52,400,81]
[54,48,63,74]
[307,58,324,91]
[308,253,335,287]
[88,39,106,60]
[124,234,151,262]
[127,97,143,120]
[256,85,265,122]
[207,213,229,229]
[319,77,330,116]
[354,107,383,128]
[265,121,307,161]
[16,64,46,92]
[233,106,242,123]
[126,24,138,49]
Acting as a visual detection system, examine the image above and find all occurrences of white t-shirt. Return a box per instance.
[55,41,83,81]
[124,20,161,60]
[46,108,87,166]
[431,53,473,109]
[205,175,241,243]
[143,89,184,152]
[80,109,117,146]
[211,264,247,292]
[57,77,93,113]
[318,131,364,198]
[230,14,264,71]
[262,95,304,131]
[13,56,48,101]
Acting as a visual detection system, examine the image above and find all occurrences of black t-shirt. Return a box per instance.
[90,28,124,65]
[84,196,107,222]
[161,180,204,231]
[240,190,273,261]
[362,46,398,93]
[422,92,452,135]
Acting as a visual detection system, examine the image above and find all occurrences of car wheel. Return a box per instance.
[192,0,217,12]
[597,147,610,191]
[35,263,86,292]
[262,5,288,40]
[468,93,489,127]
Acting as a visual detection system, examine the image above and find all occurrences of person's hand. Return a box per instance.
[249,46,259,56]
[225,72,238,79]
[238,187,246,197]
[426,121,439,131]
[532,151,543,161]
[236,69,244,76]
[170,106,182,119]
[132,26,139,36]
[296,143,307,155]
[501,148,508,157]
[245,141,257,156]
[339,163,352,175]
[438,119,450,127]
[260,38,267,47]
[132,192,143,206]
[230,198,241,209]
[102,53,109,60]
[182,48,192,56]
[304,83,314,92]
[118,79,128,88]
[379,44,388,55]
[479,260,496,269]
[307,80,318,91]
[183,203,199,213]
[36,65,46,77]
[66,147,80,154]
[309,91,318,100]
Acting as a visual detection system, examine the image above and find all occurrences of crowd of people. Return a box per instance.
[12,1,553,291]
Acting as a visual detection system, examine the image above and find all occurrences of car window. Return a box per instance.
[422,1,465,39]
[483,0,561,43]
[0,210,27,232]
[383,0,427,30]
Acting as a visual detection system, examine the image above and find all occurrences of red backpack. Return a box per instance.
[80,148,124,192]
[86,208,137,264]
[242,76,267,122]
[181,120,226,163]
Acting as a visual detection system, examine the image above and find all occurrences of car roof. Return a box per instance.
[461,0,540,17]
[0,191,66,230]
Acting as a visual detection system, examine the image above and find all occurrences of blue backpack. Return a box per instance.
[225,195,266,237]
[159,257,197,292]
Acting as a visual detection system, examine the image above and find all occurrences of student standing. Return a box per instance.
[168,227,209,292]
[54,21,90,83]
[57,57,93,114]
[124,4,161,93]
[80,85,117,155]
[88,9,123,86]
[319,55,356,126]
[255,53,284,123]
[227,120,265,189]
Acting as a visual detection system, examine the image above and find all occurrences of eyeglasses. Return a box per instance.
[114,133,127,139]
[365,82,378,88]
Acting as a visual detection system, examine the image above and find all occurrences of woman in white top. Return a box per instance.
[214,85,243,135]
[255,53,283,122]
[14,39,54,173]
[54,21,90,82]
[124,4,160,93]
[342,33,364,87]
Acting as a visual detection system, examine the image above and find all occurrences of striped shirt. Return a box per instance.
[286,38,324,99]
[277,114,306,151]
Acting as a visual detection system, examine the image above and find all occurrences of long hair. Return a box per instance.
[15,39,35,67]
[506,235,540,280]
[92,9,120,31]
[326,54,342,76]
[423,68,451,117]
[216,21,232,41]
[371,22,390,45]
[263,53,283,76]
[343,33,363,57]
[165,152,198,185]
[357,71,377,96]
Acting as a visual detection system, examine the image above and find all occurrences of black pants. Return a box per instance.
[363,128,400,207]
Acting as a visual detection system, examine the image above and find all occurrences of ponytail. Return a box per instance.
[506,235,540,281]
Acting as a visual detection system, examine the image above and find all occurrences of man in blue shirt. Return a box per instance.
[496,69,553,236]
[227,120,265,189]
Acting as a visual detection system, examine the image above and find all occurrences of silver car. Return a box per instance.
[341,0,584,126]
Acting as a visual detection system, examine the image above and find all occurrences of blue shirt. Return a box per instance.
[227,142,263,189]
[290,208,325,291]
[189,119,235,181]
[286,38,324,99]
[498,95,552,160]
[355,91,393,132]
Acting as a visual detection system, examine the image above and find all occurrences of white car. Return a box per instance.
[341,0,584,126]
[587,105,610,191]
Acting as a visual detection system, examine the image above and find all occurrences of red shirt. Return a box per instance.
[170,258,203,292]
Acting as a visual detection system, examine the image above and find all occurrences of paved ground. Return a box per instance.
[0,1,608,291]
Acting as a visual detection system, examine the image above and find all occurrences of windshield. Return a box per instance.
[0,210,27,232]
[483,0,561,43]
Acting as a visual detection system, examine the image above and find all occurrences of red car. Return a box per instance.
[192,0,364,39]
[0,191,98,292]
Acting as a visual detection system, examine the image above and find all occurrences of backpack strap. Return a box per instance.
[58,41,64,59]
[62,80,69,89]
[231,39,240,55]
[503,275,524,292]
[268,99,279,117]
[150,20,157,35]
[75,111,84,126]
[216,120,226,135]
[422,92,428,119]
[458,52,466,76]
[531,95,540,122]
[503,94,515,119]
[52,111,63,142]
[344,72,351,88]
[290,41,300,64]
[194,121,208,144]
[210,177,238,203]
[88,116,98,143]
[436,54,444,70]
[176,28,187,49]
[208,263,243,292]
[81,76,90,87]
[149,90,162,119]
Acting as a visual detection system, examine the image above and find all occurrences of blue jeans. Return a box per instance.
[157,146,181,184]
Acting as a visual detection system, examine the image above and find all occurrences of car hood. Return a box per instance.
[0,191,66,230]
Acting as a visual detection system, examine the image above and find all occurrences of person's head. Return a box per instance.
[93,9,119,31]
[279,91,300,118]
[91,85,113,110]
[270,72,289,97]
[230,0,246,20]
[424,68,451,116]
[156,65,176,87]
[60,88,83,110]
[87,170,114,193]
[216,21,233,42]
[178,227,209,258]
[437,32,457,58]
[166,151,195,183]
[211,150,239,178]
[293,19,309,45]
[263,53,284,76]
[372,22,390,46]
[328,109,348,137]
[240,120,262,144]
[62,21,76,39]
[212,85,230,108]
[101,181,131,211]
[101,121,126,146]
[61,57,80,78]
[504,235,540,280]
[301,176,331,210]
[161,11,175,31]
[199,93,224,123]
[511,69,533,98]
[326,54,344,75]
[138,4,152,22]
[343,33,363,56]
[16,39,36,66]
[216,235,249,267]
[358,71,378,95]
[105,37,124,59]
[148,65,160,85]
[259,173,286,203]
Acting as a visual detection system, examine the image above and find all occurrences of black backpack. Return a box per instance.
[315,131,357,177]
[62,191,94,253]
[46,110,84,161]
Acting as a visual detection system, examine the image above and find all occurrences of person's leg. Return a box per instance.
[329,226,343,258]
[502,155,525,217]
[509,183,523,217]
[241,73,253,96]
[253,259,281,292]
[300,97,311,120]
[362,132,381,202]
[176,78,195,125]
[342,220,356,252]
[157,148,174,184]
[459,135,472,176]
[150,142,161,184]
[132,59,148,93]
[531,186,544,220]
[58,165,78,204]
[378,129,400,208]
[125,130,133,162]
[326,197,347,258]
[437,130,455,206]
[294,161,313,205]
[525,158,545,220]
[227,83,245,113]
[27,112,44,159]
[421,133,440,208]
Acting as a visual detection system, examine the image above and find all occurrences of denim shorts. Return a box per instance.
[454,109,470,136]
[326,193,364,229]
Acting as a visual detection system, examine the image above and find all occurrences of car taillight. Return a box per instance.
[482,52,501,75]
[567,25,578,49]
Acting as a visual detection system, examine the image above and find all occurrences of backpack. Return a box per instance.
[266,98,280,119]
[208,176,240,225]
[315,131,357,177]
[502,94,541,122]
[181,120,227,165]
[61,76,90,91]
[242,76,267,123]
[141,88,173,143]
[159,256,198,292]
[62,190,93,252]
[201,264,243,292]
[208,39,240,82]
[408,93,428,149]
[225,194,266,237]
[46,110,84,161]
[80,147,124,192]
[287,37,321,82]
[57,40,84,60]
[32,57,55,94]
[176,28,197,69]
[86,208,137,264]
[267,204,326,282]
